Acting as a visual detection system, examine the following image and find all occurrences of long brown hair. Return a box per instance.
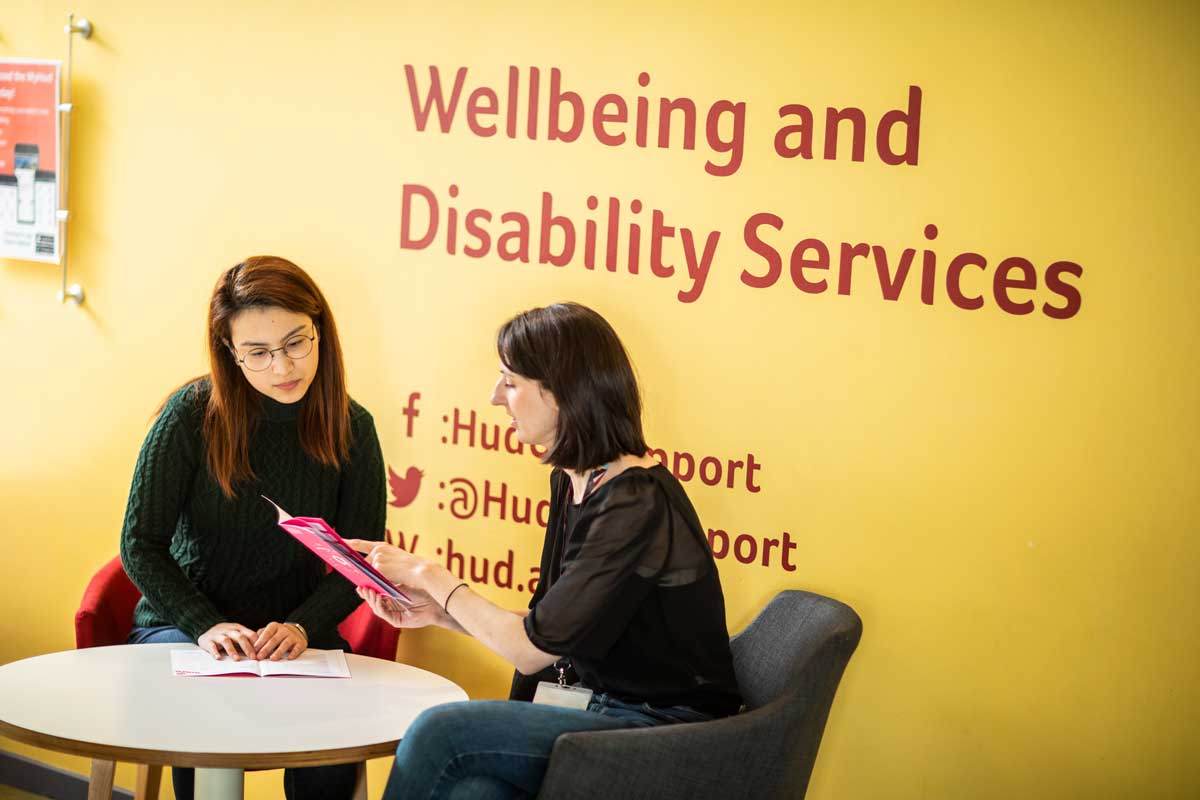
[204,256,350,497]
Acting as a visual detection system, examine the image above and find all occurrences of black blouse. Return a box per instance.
[523,464,742,717]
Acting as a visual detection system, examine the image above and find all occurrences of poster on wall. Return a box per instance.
[0,59,61,264]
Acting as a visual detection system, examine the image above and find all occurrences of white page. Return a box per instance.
[171,648,351,678]
[171,649,263,677]
[259,649,351,678]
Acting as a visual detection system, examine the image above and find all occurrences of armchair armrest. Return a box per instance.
[538,705,794,800]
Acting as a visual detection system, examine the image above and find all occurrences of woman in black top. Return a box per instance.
[350,302,740,799]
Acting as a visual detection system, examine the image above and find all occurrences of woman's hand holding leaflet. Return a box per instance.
[346,538,557,673]
[356,585,449,629]
[344,539,459,630]
[345,539,434,588]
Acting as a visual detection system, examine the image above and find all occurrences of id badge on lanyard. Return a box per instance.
[532,660,594,710]
[532,467,606,712]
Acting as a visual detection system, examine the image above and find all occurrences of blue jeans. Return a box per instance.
[127,625,357,800]
[382,695,712,800]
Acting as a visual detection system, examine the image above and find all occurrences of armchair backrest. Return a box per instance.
[730,590,863,795]
[73,555,400,660]
[340,597,401,660]
[75,556,141,648]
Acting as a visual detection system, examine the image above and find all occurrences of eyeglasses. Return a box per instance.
[233,330,318,372]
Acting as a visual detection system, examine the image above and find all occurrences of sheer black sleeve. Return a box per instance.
[524,471,671,659]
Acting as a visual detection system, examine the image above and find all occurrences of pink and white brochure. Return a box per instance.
[263,496,413,605]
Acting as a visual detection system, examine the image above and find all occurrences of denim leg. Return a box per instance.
[589,694,715,726]
[127,625,194,645]
[382,700,646,800]
[447,776,519,800]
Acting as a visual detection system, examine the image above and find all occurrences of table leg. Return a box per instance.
[87,759,115,800]
[135,763,162,800]
[352,760,368,800]
[194,767,245,800]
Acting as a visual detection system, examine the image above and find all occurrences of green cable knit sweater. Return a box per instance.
[119,378,386,642]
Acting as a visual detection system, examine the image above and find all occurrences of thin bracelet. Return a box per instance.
[443,582,470,614]
[287,622,307,641]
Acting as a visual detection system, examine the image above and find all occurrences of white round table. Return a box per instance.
[0,643,468,799]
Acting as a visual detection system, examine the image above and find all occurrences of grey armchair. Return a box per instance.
[536,590,862,800]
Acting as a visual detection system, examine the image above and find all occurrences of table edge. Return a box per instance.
[0,718,399,768]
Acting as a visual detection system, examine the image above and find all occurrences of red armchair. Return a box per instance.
[75,555,401,657]
[74,556,142,649]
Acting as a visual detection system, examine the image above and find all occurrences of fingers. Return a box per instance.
[253,625,274,652]
[287,637,308,659]
[358,587,378,615]
[221,630,256,661]
[198,629,223,660]
[361,589,381,613]
[360,588,399,624]
[364,546,389,572]
[221,625,257,660]
[263,622,310,660]
[199,623,262,661]
[360,586,394,616]
[256,624,292,660]
[364,585,422,627]
[346,540,399,574]
[358,587,378,612]
[265,636,288,661]
[213,635,239,661]
[278,628,306,661]
[235,627,258,659]
[371,593,394,615]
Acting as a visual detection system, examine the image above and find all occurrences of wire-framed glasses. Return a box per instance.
[234,330,317,372]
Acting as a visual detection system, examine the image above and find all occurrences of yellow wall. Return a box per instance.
[2,2,1197,798]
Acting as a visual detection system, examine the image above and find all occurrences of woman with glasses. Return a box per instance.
[347,302,742,800]
[119,255,385,800]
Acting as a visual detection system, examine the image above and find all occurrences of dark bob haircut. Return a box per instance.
[497,302,648,471]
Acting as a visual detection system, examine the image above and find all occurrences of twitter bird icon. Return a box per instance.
[387,465,424,508]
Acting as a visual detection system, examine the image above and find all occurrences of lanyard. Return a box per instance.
[579,465,609,504]
[550,464,608,686]
[557,464,608,541]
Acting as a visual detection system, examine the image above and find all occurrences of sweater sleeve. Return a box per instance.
[119,386,225,640]
[286,404,387,637]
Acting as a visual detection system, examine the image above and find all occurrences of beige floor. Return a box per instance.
[0,786,46,800]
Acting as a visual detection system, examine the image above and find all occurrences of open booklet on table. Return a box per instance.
[262,495,413,605]
[171,647,351,678]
